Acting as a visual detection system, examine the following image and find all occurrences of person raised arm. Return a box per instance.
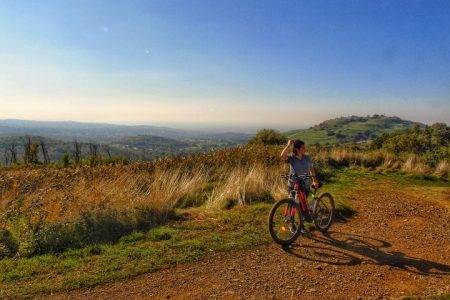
[281,139,294,162]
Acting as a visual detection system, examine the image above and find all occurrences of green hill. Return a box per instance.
[285,115,424,145]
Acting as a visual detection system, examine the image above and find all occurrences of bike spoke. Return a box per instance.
[319,200,330,210]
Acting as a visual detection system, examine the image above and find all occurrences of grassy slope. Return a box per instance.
[285,116,422,145]
[1,170,448,298]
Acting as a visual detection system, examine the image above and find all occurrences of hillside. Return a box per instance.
[1,161,448,298]
[285,115,424,145]
[0,119,190,141]
[0,144,448,298]
[0,120,252,164]
[0,119,251,142]
[50,174,450,299]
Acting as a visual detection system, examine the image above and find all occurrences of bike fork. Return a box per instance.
[283,204,297,218]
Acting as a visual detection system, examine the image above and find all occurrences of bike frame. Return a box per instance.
[285,183,310,220]
[269,175,334,245]
[282,174,317,222]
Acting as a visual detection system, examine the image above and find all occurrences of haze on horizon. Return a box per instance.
[0,0,449,131]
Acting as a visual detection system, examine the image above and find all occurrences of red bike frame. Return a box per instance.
[284,182,309,218]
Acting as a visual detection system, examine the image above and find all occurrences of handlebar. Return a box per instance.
[280,174,315,180]
[281,173,322,188]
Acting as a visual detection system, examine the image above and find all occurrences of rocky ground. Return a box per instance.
[45,183,450,299]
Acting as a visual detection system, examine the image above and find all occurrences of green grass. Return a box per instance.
[0,202,273,298]
[285,115,419,145]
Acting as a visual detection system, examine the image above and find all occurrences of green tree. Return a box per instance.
[247,129,287,146]
[23,137,40,164]
[370,123,449,165]
[61,154,70,168]
[430,123,450,147]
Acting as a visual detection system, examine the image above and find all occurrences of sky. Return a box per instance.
[0,0,449,131]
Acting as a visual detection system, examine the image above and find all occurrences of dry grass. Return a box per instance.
[0,146,286,256]
[315,147,448,179]
[434,160,450,178]
[401,154,433,175]
[207,163,286,209]
[0,144,447,256]
[0,165,211,255]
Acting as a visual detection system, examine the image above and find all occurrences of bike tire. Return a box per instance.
[313,192,335,233]
[268,198,303,245]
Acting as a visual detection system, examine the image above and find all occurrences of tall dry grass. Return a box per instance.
[401,154,433,174]
[0,145,287,256]
[0,144,448,257]
[434,160,449,178]
[0,165,209,256]
[207,163,286,209]
[315,147,448,179]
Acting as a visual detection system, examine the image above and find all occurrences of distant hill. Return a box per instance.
[195,132,252,143]
[0,121,252,164]
[0,119,252,143]
[0,119,195,141]
[285,115,424,145]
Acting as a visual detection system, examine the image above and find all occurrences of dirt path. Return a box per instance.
[46,186,450,299]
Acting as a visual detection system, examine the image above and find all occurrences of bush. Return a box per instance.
[421,147,450,167]
[371,123,449,155]
[24,205,170,255]
[61,154,70,168]
[0,229,18,258]
[247,129,287,146]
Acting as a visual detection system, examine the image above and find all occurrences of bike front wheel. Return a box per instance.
[313,192,335,233]
[268,198,303,245]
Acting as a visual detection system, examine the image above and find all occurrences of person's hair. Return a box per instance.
[293,139,305,155]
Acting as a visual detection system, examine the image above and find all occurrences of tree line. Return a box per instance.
[371,123,449,165]
[2,137,128,167]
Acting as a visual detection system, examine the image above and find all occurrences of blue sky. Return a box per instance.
[0,0,449,131]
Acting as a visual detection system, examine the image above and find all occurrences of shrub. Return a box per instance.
[247,129,287,146]
[61,154,70,168]
[0,229,18,258]
[371,123,449,158]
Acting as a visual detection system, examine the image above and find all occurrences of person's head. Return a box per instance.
[293,139,305,156]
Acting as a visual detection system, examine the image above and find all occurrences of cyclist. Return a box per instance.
[280,139,320,199]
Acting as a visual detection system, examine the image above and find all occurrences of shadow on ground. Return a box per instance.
[334,204,356,223]
[283,231,450,276]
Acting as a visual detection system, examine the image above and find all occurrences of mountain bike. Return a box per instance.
[268,174,335,245]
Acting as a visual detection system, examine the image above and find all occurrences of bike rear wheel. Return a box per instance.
[313,192,335,232]
[268,198,303,245]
